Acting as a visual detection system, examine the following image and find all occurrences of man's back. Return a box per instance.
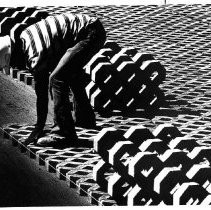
[20,13,98,72]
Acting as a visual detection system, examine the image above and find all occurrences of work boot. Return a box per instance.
[50,124,63,135]
[23,125,45,145]
[37,134,78,148]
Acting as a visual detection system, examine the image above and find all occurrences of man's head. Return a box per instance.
[0,35,11,74]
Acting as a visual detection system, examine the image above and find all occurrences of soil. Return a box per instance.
[0,72,53,126]
[0,72,90,206]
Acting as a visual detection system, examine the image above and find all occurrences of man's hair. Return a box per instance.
[0,35,11,71]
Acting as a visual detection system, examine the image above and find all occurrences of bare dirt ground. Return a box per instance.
[0,72,53,126]
[0,72,90,206]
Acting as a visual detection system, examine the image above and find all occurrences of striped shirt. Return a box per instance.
[20,13,98,73]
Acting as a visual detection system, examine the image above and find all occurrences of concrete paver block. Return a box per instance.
[153,124,183,143]
[93,127,125,161]
[124,125,154,146]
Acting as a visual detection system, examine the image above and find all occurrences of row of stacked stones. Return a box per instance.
[84,40,166,113]
[0,7,48,36]
[93,124,211,205]
[0,7,48,86]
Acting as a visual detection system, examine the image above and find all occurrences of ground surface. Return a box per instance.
[0,134,91,207]
[0,72,91,206]
[0,73,53,127]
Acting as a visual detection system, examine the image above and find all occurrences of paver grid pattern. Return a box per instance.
[1,4,211,206]
[35,4,211,142]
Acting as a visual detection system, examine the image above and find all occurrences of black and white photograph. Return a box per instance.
[0,0,211,207]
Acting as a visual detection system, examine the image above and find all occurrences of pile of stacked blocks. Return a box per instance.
[84,41,165,113]
[2,123,211,205]
[93,125,211,205]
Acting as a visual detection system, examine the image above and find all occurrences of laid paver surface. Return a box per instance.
[1,4,211,206]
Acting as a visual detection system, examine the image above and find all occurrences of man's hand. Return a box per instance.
[49,82,53,100]
[23,126,44,146]
[49,74,54,100]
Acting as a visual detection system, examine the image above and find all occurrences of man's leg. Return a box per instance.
[37,77,78,147]
[51,77,78,140]
[71,21,106,128]
[49,42,98,129]
[48,20,106,130]
[70,72,96,128]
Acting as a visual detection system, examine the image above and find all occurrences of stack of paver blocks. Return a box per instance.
[0,7,48,88]
[85,40,166,113]
[93,124,211,205]
[0,7,48,36]
[2,121,211,206]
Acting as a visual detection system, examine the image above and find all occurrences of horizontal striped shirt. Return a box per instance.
[20,13,98,72]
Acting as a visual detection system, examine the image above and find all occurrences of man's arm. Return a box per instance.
[34,72,49,129]
[24,64,49,145]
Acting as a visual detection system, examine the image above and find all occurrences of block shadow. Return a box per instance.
[98,93,202,120]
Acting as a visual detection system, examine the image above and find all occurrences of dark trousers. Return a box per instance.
[48,20,106,139]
